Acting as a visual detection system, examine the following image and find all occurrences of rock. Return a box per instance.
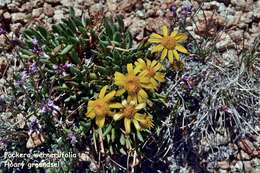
[10,23,22,33]
[231,0,253,11]
[216,32,235,51]
[107,0,117,11]
[32,8,43,18]
[234,161,252,173]
[11,13,27,23]
[3,12,11,20]
[136,10,146,19]
[146,9,156,17]
[53,9,64,22]
[217,160,230,170]
[7,2,20,12]
[74,8,82,17]
[61,0,73,7]
[89,3,104,15]
[238,139,256,155]
[0,0,11,7]
[43,3,54,17]
[229,30,243,42]
[32,0,44,7]
[21,2,33,12]
[45,0,60,4]
[237,150,251,160]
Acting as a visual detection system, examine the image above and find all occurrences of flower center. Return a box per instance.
[93,100,109,117]
[125,75,141,94]
[161,36,176,50]
[123,106,136,119]
[147,68,156,77]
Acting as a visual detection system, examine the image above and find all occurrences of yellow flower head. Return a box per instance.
[114,63,153,103]
[111,99,154,134]
[148,25,188,63]
[134,58,165,89]
[86,85,116,128]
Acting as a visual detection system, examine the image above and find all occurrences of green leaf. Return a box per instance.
[113,32,121,43]
[60,44,73,55]
[126,31,133,49]
[136,131,144,142]
[103,124,112,137]
[37,26,48,38]
[69,7,75,17]
[71,49,81,64]
[120,133,125,145]
[117,15,124,32]
[111,128,115,142]
[69,66,82,75]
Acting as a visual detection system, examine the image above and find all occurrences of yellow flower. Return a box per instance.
[148,25,188,63]
[86,85,116,128]
[134,58,165,89]
[172,59,185,71]
[111,100,154,134]
[114,63,153,103]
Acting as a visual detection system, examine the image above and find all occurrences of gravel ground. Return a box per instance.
[0,0,259,172]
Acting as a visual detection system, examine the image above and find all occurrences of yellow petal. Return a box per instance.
[151,44,164,53]
[113,113,123,121]
[173,50,180,61]
[109,103,123,109]
[116,89,125,96]
[168,50,174,63]
[96,116,105,128]
[134,113,146,122]
[153,63,162,71]
[135,103,146,110]
[124,118,132,134]
[127,95,137,103]
[175,33,188,42]
[122,99,128,106]
[148,38,161,43]
[154,72,165,82]
[170,31,177,37]
[175,44,188,54]
[149,33,162,39]
[86,111,95,119]
[114,72,125,85]
[127,63,134,74]
[161,25,169,36]
[151,60,157,67]
[99,85,107,99]
[104,90,115,101]
[160,49,167,61]
[138,89,148,99]
[150,78,159,88]
[132,119,141,131]
[146,59,152,67]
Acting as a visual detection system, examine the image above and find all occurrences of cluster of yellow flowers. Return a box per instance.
[86,25,188,135]
[148,25,188,70]
[86,59,165,134]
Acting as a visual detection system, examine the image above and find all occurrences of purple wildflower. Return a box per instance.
[67,132,78,145]
[0,27,7,35]
[28,117,42,135]
[40,99,60,114]
[63,63,72,69]
[32,37,39,46]
[16,71,29,84]
[180,4,193,18]
[182,75,192,90]
[170,4,177,17]
[29,62,38,74]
